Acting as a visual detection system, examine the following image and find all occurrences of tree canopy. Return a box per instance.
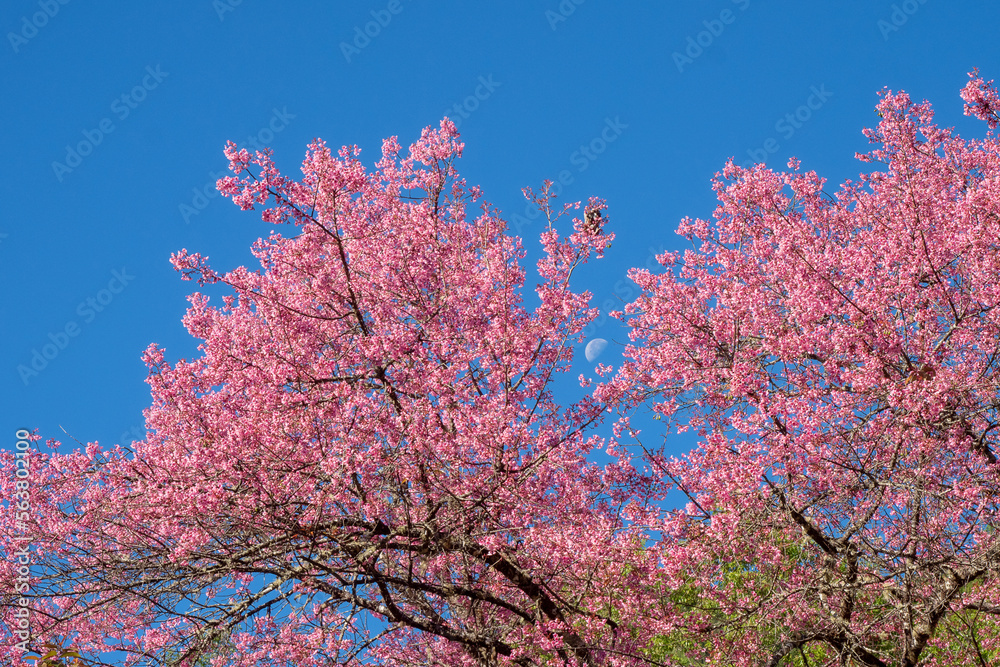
[3,71,1000,667]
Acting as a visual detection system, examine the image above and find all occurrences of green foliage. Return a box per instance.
[923,579,1000,667]
[24,640,84,667]
[158,629,236,667]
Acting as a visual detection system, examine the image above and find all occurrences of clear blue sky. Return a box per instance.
[2,1,998,469]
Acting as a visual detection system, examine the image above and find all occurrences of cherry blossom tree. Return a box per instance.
[7,72,1000,667]
[595,71,1000,666]
[0,122,667,666]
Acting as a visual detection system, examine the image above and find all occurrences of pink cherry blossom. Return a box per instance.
[598,70,1000,665]
[1,120,667,667]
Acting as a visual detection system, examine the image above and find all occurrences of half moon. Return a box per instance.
[585,338,608,363]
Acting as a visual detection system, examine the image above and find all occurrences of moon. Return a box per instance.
[584,338,608,363]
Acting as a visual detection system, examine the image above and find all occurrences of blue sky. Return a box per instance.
[2,0,998,475]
